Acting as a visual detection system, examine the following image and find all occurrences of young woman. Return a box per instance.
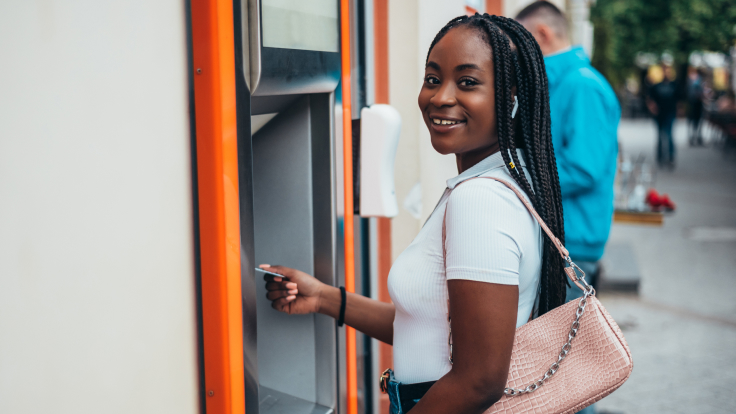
[262,14,566,414]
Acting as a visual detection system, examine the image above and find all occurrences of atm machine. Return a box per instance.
[232,1,400,413]
[235,1,343,413]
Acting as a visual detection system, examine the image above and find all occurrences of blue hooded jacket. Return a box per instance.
[544,46,620,262]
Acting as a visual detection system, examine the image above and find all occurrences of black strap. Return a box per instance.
[337,286,347,327]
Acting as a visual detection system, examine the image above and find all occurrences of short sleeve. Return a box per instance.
[444,180,534,285]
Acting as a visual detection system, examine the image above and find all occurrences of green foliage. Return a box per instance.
[590,0,736,90]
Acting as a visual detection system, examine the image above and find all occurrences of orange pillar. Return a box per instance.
[373,1,393,413]
[190,0,246,412]
[374,0,389,105]
[340,1,359,414]
[486,0,503,16]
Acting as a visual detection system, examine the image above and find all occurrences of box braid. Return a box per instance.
[427,14,566,315]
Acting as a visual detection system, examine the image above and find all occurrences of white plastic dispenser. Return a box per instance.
[359,104,401,218]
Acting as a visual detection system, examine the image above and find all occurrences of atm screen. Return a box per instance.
[262,0,339,52]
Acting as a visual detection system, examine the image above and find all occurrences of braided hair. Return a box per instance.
[427,14,566,315]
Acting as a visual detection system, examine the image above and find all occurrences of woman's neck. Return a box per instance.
[455,142,501,174]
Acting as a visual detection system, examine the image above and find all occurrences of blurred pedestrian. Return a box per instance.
[646,65,679,167]
[516,5,619,413]
[686,67,704,146]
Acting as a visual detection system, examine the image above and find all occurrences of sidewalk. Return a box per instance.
[596,119,736,414]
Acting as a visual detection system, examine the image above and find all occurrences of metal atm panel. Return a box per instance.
[253,98,317,403]
[237,1,342,413]
[243,0,340,96]
[248,95,339,414]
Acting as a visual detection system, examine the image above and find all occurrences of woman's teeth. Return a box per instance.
[432,118,461,125]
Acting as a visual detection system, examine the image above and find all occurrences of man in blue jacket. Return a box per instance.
[517,2,620,307]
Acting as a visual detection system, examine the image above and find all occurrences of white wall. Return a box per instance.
[389,0,465,261]
[0,2,199,413]
[416,1,469,227]
[388,0,421,261]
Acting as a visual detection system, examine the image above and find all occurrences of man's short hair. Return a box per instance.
[515,1,568,39]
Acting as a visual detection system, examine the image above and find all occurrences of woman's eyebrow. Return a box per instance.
[425,62,483,72]
[426,61,441,70]
[455,63,482,72]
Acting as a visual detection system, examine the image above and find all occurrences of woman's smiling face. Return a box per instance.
[418,26,499,168]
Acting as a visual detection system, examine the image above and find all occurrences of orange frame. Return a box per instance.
[486,0,503,16]
[373,1,393,413]
[190,0,246,413]
[191,0,362,412]
[340,0,358,413]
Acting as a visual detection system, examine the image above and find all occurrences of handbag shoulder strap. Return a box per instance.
[442,175,596,396]
[442,175,586,290]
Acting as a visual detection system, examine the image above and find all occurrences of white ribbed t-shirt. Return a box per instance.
[387,149,542,384]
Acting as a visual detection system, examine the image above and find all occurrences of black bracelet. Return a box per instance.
[337,286,347,327]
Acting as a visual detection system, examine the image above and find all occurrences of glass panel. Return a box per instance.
[262,0,339,52]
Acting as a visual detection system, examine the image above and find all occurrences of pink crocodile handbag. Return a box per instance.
[443,176,633,414]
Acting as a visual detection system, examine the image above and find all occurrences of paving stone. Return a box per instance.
[600,243,641,293]
[592,120,736,414]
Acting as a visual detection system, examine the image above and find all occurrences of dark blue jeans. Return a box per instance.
[656,114,676,164]
[386,370,404,414]
[385,369,434,414]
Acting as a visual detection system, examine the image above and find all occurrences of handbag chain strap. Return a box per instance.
[503,277,593,395]
[443,176,595,396]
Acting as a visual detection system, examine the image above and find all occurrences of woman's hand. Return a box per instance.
[262,264,396,344]
[261,264,325,315]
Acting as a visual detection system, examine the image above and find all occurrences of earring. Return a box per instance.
[512,96,519,119]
